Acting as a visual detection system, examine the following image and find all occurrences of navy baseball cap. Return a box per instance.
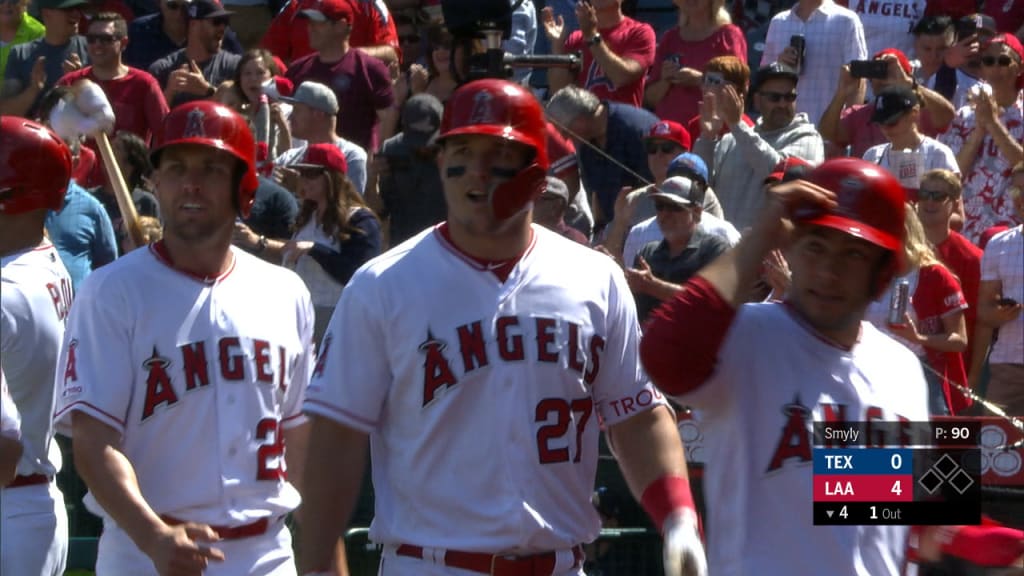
[667,153,708,186]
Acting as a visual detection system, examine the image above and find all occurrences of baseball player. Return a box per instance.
[1,117,74,576]
[53,101,315,576]
[299,78,706,576]
[641,158,930,575]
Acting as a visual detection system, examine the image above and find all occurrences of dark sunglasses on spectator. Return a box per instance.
[759,91,798,103]
[210,17,230,27]
[653,200,685,213]
[645,142,681,155]
[399,34,421,44]
[918,188,951,202]
[981,55,1016,67]
[86,33,121,45]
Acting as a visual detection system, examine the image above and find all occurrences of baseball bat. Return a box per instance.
[95,131,145,250]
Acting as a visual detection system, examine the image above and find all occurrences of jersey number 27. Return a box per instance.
[256,418,286,481]
[535,397,593,464]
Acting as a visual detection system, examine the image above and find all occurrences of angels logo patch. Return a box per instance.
[184,108,206,138]
[468,91,496,125]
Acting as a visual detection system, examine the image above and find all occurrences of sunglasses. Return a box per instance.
[653,200,686,213]
[645,142,682,155]
[209,16,230,27]
[86,33,121,45]
[399,34,421,44]
[981,55,1017,67]
[759,91,798,103]
[918,188,951,202]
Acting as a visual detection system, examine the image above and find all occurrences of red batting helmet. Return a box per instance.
[437,78,549,220]
[0,116,72,215]
[151,101,259,218]
[792,158,906,296]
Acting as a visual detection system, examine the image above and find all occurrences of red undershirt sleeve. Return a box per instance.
[640,275,737,397]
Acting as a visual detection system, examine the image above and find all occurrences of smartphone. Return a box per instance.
[955,17,977,40]
[703,71,725,87]
[849,59,889,79]
[997,297,1019,307]
[789,35,806,75]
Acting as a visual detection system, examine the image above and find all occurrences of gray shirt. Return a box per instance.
[2,36,89,116]
[148,48,241,108]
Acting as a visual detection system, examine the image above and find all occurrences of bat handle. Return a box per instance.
[95,132,146,251]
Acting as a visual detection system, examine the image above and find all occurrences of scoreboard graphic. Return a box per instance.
[812,421,982,525]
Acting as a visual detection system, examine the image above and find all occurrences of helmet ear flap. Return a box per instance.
[490,163,548,221]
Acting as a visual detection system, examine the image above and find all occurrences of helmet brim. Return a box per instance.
[437,125,545,164]
[802,214,901,252]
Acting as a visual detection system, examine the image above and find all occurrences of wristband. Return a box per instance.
[641,475,695,533]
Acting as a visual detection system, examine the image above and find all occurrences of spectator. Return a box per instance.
[504,0,537,85]
[939,33,1024,243]
[123,0,242,72]
[913,15,958,101]
[683,55,754,145]
[924,0,976,20]
[0,0,44,78]
[862,85,960,183]
[393,9,424,72]
[947,14,998,109]
[148,0,242,107]
[43,179,118,291]
[372,93,447,246]
[259,143,380,344]
[544,0,656,107]
[917,168,983,383]
[91,131,160,253]
[971,163,1023,416]
[644,0,747,125]
[233,49,291,158]
[57,13,168,144]
[420,24,457,103]
[545,121,595,238]
[627,175,729,322]
[731,0,798,34]
[983,0,1024,37]
[532,176,590,245]
[695,63,824,231]
[865,207,970,415]
[546,84,658,229]
[261,0,400,67]
[275,81,368,195]
[220,0,273,51]
[820,48,955,158]
[241,175,300,248]
[286,0,394,151]
[849,0,925,57]
[604,122,730,259]
[759,0,867,130]
[0,0,89,118]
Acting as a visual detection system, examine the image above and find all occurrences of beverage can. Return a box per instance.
[888,279,910,327]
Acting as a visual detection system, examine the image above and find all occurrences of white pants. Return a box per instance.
[1,481,69,576]
[376,545,586,576]
[96,517,296,575]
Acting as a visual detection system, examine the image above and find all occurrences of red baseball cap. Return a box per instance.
[644,120,692,152]
[299,0,354,22]
[294,143,348,174]
[873,48,913,75]
[764,156,812,184]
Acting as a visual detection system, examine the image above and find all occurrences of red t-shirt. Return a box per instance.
[286,49,394,151]
[72,146,106,190]
[57,67,169,144]
[912,264,970,413]
[839,103,943,158]
[984,0,1024,34]
[564,16,656,108]
[685,113,755,145]
[935,230,983,379]
[262,0,400,65]
[649,24,747,125]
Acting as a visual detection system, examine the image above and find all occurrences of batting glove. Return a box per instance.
[662,508,707,576]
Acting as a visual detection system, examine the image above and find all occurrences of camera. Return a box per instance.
[789,35,806,75]
[703,72,725,87]
[849,59,890,80]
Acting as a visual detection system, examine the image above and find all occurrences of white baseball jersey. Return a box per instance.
[675,302,929,576]
[850,0,925,57]
[306,225,668,553]
[1,241,72,477]
[54,243,314,527]
[1,369,21,440]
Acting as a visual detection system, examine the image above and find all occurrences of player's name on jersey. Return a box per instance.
[813,501,982,526]
[812,420,980,448]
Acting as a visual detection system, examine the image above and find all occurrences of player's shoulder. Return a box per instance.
[75,246,153,295]
[232,248,309,293]
[533,224,608,268]
[858,321,922,363]
[348,227,433,285]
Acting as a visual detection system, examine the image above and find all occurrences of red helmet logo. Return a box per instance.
[183,108,207,138]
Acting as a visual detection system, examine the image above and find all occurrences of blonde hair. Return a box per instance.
[920,168,962,200]
[903,204,945,271]
[138,216,163,244]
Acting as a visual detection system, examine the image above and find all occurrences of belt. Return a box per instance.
[161,515,270,540]
[6,474,52,488]
[395,543,585,576]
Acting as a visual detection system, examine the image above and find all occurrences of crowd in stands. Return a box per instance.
[1,0,1022,523]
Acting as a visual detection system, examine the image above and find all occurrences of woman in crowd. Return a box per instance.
[421,24,458,104]
[940,33,1024,244]
[232,49,292,159]
[866,208,970,415]
[644,0,747,125]
[251,143,381,344]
